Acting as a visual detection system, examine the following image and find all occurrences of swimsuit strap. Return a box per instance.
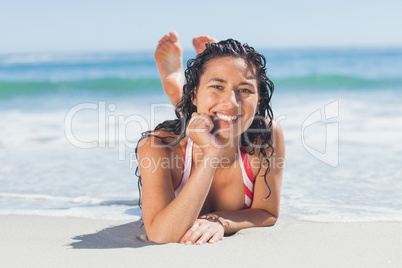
[238,146,256,208]
[174,137,193,196]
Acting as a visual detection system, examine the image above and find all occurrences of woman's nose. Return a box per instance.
[221,90,240,109]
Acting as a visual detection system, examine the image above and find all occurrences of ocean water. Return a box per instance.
[1,48,402,222]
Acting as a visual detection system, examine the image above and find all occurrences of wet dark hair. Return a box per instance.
[135,39,275,207]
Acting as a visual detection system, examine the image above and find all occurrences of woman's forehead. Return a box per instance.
[202,56,258,81]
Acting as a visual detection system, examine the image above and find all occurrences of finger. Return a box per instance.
[190,112,199,118]
[187,114,214,136]
[199,114,214,129]
[208,232,223,244]
[180,221,200,244]
[180,222,200,244]
[192,113,213,128]
[195,229,214,245]
[185,224,208,245]
[187,114,206,132]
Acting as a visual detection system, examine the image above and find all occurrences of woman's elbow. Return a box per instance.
[146,229,181,244]
[263,210,278,227]
[268,216,278,226]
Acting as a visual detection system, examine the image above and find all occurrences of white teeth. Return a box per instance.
[216,113,239,121]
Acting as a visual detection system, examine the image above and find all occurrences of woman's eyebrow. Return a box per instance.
[239,81,255,87]
[208,78,255,88]
[208,78,226,83]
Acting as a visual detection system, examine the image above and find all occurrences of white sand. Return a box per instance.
[0,215,401,268]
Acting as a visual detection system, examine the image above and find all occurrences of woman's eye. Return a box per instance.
[211,85,222,89]
[239,88,252,93]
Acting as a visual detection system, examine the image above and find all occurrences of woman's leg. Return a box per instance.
[155,32,217,106]
[192,36,218,55]
[155,31,184,106]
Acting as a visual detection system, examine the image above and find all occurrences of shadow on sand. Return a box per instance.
[70,220,158,249]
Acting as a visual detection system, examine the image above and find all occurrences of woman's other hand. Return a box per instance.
[179,214,225,245]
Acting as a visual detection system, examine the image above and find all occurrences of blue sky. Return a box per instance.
[1,0,401,53]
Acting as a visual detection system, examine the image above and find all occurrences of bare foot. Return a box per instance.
[155,31,184,106]
[193,36,218,55]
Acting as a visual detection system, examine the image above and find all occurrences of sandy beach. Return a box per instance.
[1,215,400,268]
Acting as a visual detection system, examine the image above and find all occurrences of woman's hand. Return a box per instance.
[179,214,225,245]
[186,112,222,157]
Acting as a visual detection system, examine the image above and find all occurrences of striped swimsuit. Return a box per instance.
[174,137,256,209]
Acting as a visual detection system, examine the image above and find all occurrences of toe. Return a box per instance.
[169,31,179,43]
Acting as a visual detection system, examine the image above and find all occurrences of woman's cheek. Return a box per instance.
[198,93,219,112]
[243,98,259,128]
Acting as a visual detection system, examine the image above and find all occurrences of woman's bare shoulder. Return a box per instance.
[137,130,183,157]
[249,117,284,151]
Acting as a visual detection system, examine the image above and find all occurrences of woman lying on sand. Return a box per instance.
[135,31,285,244]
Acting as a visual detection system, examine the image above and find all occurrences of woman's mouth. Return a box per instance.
[214,112,241,123]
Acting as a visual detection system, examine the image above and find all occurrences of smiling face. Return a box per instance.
[193,56,259,141]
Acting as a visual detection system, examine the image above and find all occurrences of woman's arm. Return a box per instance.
[180,121,285,244]
[139,113,222,243]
